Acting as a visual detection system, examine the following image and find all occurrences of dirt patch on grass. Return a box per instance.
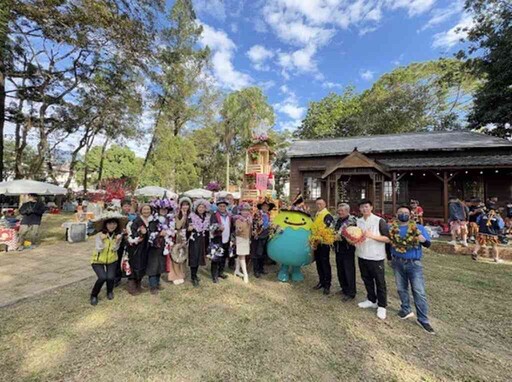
[0,250,511,381]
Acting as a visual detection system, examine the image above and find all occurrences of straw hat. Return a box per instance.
[92,210,128,232]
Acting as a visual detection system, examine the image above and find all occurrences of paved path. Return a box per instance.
[0,240,95,307]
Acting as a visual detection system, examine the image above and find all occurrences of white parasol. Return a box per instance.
[134,186,178,199]
[0,180,68,196]
[183,188,213,199]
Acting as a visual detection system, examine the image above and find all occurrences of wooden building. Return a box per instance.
[288,131,512,221]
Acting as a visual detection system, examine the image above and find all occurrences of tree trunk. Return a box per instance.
[97,137,109,185]
[64,126,93,188]
[83,134,96,193]
[0,3,8,181]
[226,151,230,190]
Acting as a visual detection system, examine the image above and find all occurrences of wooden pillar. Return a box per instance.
[392,172,397,213]
[326,177,331,209]
[443,171,449,223]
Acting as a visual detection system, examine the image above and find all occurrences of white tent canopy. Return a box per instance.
[183,188,213,199]
[134,186,178,199]
[217,190,241,199]
[0,180,68,196]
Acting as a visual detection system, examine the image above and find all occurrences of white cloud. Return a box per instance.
[432,13,473,49]
[258,80,276,90]
[360,69,375,81]
[193,0,226,21]
[277,44,318,75]
[199,23,252,90]
[322,81,344,89]
[260,0,435,79]
[247,45,275,70]
[420,0,463,31]
[386,0,437,17]
[253,18,268,33]
[279,119,302,131]
[274,86,306,120]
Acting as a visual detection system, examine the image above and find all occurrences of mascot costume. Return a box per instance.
[267,209,313,282]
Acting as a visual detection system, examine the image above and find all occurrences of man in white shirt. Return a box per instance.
[356,199,390,320]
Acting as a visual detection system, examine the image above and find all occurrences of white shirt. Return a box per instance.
[220,213,230,244]
[356,213,387,261]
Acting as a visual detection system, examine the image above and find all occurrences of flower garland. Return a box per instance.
[190,212,210,233]
[309,219,336,250]
[148,213,176,256]
[389,220,420,253]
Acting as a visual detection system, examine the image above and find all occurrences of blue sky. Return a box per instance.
[190,0,472,131]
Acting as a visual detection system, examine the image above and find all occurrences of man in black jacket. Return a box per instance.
[334,203,357,301]
[17,193,46,250]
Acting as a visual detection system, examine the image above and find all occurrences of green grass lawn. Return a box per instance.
[38,213,76,246]
[0,250,511,381]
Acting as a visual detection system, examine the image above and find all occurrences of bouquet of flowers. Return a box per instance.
[206,181,222,192]
[207,243,225,262]
[309,220,336,250]
[341,226,366,246]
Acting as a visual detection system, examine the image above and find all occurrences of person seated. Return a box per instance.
[410,199,424,225]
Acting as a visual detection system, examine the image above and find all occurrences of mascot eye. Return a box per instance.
[302,218,305,222]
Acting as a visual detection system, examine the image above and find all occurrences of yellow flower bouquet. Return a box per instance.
[309,220,335,250]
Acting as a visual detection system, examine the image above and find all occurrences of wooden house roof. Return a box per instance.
[288,131,512,158]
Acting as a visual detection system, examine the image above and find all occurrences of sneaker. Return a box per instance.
[461,240,468,247]
[234,271,244,278]
[341,295,355,302]
[90,296,98,306]
[358,300,378,309]
[495,258,504,264]
[377,307,387,320]
[218,274,228,279]
[469,236,475,242]
[243,275,249,284]
[397,310,415,320]
[107,292,114,300]
[447,240,457,245]
[417,320,435,334]
[323,287,331,295]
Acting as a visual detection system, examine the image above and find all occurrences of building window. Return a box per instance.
[303,176,321,200]
[384,181,404,203]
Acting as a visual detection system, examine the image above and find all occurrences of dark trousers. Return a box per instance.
[253,237,268,274]
[191,266,199,280]
[335,249,356,297]
[211,242,230,279]
[149,275,161,288]
[314,244,332,288]
[91,262,117,297]
[358,258,387,308]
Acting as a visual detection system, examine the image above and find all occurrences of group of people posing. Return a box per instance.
[88,195,274,306]
[313,198,435,334]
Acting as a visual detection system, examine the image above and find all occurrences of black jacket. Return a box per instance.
[333,215,357,255]
[19,201,46,225]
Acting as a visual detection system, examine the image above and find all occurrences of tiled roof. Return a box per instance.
[379,155,512,169]
[288,131,512,157]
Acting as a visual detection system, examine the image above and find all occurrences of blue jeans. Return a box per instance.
[392,258,430,324]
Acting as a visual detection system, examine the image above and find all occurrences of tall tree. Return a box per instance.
[142,0,210,170]
[295,88,362,139]
[219,87,275,188]
[462,0,512,137]
[3,0,161,180]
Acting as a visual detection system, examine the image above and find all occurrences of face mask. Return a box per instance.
[397,213,410,222]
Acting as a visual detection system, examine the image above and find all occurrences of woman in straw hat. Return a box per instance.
[188,198,211,287]
[90,211,127,305]
[167,197,192,285]
[126,203,152,295]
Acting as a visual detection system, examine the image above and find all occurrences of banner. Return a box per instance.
[255,174,268,191]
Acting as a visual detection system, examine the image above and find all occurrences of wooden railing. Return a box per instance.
[241,189,259,199]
